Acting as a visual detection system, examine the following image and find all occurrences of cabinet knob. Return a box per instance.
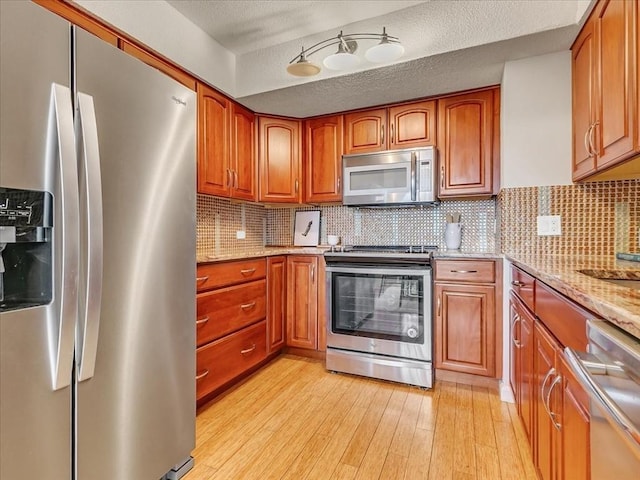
[195,369,209,381]
[240,344,257,355]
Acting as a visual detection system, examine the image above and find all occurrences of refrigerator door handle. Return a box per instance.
[76,93,103,382]
[50,83,80,391]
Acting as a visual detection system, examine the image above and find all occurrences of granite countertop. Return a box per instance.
[433,250,502,259]
[198,247,501,264]
[506,253,640,339]
[197,246,329,264]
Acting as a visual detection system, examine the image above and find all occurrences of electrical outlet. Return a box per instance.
[537,215,561,236]
[547,215,561,235]
[236,230,246,239]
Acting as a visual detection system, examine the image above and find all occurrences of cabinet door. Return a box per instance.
[558,355,590,480]
[286,256,318,349]
[267,256,286,353]
[593,0,637,169]
[305,115,343,203]
[437,89,496,197]
[509,297,521,404]
[388,100,436,149]
[230,103,256,201]
[572,18,598,180]
[343,108,387,154]
[258,116,301,202]
[534,322,561,480]
[198,83,230,196]
[435,283,495,376]
[519,306,535,444]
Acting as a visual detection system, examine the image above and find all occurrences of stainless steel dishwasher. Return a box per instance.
[565,320,640,479]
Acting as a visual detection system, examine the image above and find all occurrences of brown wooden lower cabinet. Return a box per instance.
[510,291,534,443]
[267,256,286,353]
[510,265,590,480]
[435,283,495,376]
[286,255,318,349]
[195,259,268,403]
[434,258,500,378]
[196,320,267,401]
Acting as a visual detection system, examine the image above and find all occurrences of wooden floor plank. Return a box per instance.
[191,356,537,480]
[389,390,423,457]
[378,452,409,480]
[404,426,434,480]
[507,403,538,480]
[340,385,393,467]
[354,388,408,480]
[475,444,501,480]
[453,384,476,477]
[427,381,458,480]
[494,419,527,480]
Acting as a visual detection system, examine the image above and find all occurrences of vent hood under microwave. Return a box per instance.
[342,147,437,206]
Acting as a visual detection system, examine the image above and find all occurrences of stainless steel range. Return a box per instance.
[324,245,435,388]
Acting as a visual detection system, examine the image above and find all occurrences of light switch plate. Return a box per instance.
[236,230,246,239]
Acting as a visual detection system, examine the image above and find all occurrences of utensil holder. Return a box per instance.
[445,223,462,250]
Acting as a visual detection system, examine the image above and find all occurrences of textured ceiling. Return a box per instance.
[167,0,426,54]
[166,0,594,117]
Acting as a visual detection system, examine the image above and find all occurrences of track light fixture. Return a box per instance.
[286,27,404,77]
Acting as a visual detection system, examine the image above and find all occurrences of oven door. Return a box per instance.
[326,264,432,362]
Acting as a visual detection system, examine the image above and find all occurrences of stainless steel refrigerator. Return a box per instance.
[0,2,196,479]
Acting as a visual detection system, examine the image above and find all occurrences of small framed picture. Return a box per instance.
[293,210,321,246]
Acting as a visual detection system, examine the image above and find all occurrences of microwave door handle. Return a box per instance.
[410,151,417,201]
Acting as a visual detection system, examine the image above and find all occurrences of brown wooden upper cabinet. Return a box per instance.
[304,115,343,203]
[198,83,256,200]
[343,100,437,154]
[258,116,302,203]
[230,103,256,201]
[571,0,639,181]
[437,88,499,198]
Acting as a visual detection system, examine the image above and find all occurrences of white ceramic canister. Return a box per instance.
[444,223,462,250]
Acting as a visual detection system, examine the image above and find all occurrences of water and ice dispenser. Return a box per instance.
[0,187,53,311]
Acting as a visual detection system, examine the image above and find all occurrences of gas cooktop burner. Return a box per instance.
[342,245,438,254]
[324,245,437,266]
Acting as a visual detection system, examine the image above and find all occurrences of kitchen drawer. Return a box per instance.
[196,320,267,401]
[197,258,266,291]
[196,279,266,346]
[435,259,495,283]
[535,281,589,351]
[510,265,535,311]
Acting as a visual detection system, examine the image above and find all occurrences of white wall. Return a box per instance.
[75,0,236,96]
[501,51,573,188]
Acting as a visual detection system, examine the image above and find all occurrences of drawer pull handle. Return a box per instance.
[195,369,209,381]
[511,280,526,287]
[240,268,256,276]
[240,344,256,355]
[450,270,477,274]
[196,276,209,283]
[196,316,209,326]
[240,302,256,310]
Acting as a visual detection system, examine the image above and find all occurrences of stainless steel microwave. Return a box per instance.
[342,147,437,206]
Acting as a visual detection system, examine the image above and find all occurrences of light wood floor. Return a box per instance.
[188,355,537,480]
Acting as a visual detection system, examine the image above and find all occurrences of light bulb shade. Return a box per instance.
[286,59,321,77]
[323,52,359,71]
[365,41,404,63]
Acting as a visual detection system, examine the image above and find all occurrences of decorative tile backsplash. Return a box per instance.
[499,179,639,257]
[197,179,638,258]
[197,195,497,256]
[266,201,497,252]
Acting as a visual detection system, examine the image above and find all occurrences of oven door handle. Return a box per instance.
[326,265,431,277]
[564,347,640,451]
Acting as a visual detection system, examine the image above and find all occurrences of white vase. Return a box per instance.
[445,223,462,250]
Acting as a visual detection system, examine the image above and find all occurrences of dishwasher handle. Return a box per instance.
[564,347,640,450]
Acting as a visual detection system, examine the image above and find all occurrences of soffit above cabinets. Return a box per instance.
[167,0,594,117]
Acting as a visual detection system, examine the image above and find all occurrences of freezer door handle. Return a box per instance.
[76,93,104,382]
[50,84,80,391]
